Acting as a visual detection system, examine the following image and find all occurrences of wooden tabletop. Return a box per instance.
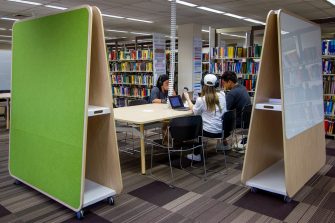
[0,93,11,99]
[113,103,193,124]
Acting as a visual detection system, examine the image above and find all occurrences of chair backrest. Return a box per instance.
[128,99,148,106]
[169,115,202,142]
[222,109,236,137]
[241,104,252,129]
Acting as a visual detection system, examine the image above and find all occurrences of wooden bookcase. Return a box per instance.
[241,10,325,200]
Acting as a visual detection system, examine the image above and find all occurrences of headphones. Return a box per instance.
[156,75,169,90]
[201,74,220,88]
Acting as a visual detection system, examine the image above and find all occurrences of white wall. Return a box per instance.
[0,50,12,91]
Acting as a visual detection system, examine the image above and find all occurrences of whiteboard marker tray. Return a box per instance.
[246,159,287,196]
[88,105,110,117]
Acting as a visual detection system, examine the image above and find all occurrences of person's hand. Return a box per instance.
[183,92,190,101]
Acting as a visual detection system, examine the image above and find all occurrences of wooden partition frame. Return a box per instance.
[241,10,325,198]
[10,5,122,213]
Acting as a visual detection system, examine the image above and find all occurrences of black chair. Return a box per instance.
[234,104,252,153]
[148,115,206,186]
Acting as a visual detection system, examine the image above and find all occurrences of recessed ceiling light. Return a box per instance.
[102,14,124,19]
[0,28,6,30]
[197,6,224,14]
[8,0,41,5]
[168,0,197,7]
[326,0,335,5]
[130,32,150,35]
[220,33,246,38]
[244,18,266,25]
[106,29,128,33]
[224,13,245,19]
[1,17,18,21]
[126,18,153,23]
[201,29,209,33]
[0,35,12,38]
[45,5,67,10]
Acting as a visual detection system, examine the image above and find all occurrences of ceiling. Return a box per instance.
[0,0,334,44]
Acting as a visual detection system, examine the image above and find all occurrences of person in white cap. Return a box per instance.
[183,74,227,161]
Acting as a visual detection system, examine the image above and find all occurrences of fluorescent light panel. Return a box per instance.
[1,17,18,21]
[106,29,128,33]
[0,35,12,38]
[201,29,209,33]
[126,18,153,23]
[244,18,266,25]
[102,14,124,19]
[197,6,224,14]
[224,13,245,19]
[326,0,335,5]
[45,5,67,10]
[8,0,41,5]
[220,33,245,38]
[130,32,150,35]
[0,28,7,30]
[168,0,197,7]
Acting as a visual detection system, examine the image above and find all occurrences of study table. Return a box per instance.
[0,93,11,129]
[113,103,193,174]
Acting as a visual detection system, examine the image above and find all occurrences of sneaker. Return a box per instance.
[187,153,201,162]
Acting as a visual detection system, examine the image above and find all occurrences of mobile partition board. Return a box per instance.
[9,6,123,219]
[241,10,325,201]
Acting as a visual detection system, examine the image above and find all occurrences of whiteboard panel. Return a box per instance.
[279,11,323,139]
[0,50,11,91]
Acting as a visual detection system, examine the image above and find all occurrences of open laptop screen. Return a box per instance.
[169,95,183,108]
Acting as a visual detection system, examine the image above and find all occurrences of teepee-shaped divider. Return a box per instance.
[241,10,325,200]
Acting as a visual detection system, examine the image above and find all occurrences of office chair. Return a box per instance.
[233,104,252,153]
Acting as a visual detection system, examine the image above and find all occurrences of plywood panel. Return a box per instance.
[85,6,123,194]
[242,11,283,183]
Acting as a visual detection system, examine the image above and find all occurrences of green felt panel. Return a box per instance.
[9,7,91,210]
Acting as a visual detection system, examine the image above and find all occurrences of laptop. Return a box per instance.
[169,95,190,111]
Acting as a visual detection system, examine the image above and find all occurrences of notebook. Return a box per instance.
[169,95,190,111]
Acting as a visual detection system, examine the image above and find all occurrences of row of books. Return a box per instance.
[112,86,151,98]
[209,61,260,74]
[324,100,335,116]
[322,40,335,56]
[202,53,209,61]
[323,59,335,74]
[247,45,262,58]
[211,47,247,59]
[238,76,257,91]
[110,62,153,72]
[323,76,335,94]
[324,119,335,135]
[109,50,153,61]
[111,74,153,86]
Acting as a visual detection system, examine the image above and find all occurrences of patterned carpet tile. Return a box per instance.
[234,190,299,221]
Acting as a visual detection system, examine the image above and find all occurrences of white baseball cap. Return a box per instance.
[204,74,217,86]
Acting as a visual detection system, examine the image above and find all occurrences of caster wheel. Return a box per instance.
[14,180,22,185]
[107,196,115,205]
[76,210,84,220]
[250,187,257,193]
[284,196,292,203]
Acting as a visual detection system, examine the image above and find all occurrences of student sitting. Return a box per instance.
[184,74,227,161]
[150,74,169,103]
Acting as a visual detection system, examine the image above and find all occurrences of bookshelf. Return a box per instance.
[322,40,335,137]
[166,50,178,91]
[109,49,154,107]
[209,45,261,93]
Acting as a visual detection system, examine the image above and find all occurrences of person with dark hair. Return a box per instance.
[221,71,251,150]
[221,71,251,128]
[183,74,226,161]
[150,74,169,103]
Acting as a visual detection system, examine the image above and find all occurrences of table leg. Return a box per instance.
[140,124,146,174]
